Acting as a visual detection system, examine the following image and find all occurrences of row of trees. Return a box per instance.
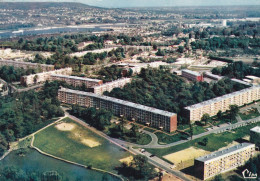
[0,81,64,156]
[0,166,62,181]
[116,155,157,180]
[0,65,39,83]
[32,48,125,71]
[70,105,146,144]
[70,105,112,131]
[212,61,260,79]
[13,34,143,53]
[106,68,247,125]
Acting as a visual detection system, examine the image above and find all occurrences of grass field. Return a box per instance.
[239,109,260,120]
[163,147,210,169]
[146,122,260,157]
[33,117,131,172]
[156,132,188,145]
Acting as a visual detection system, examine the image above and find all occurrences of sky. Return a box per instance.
[7,0,260,8]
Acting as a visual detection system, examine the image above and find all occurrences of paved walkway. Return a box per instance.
[142,130,158,146]
[0,116,65,161]
[65,111,190,181]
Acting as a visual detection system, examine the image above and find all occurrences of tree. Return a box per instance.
[201,113,210,126]
[152,44,158,50]
[155,49,165,56]
[177,46,184,53]
[217,110,223,120]
[228,104,239,122]
[213,175,225,181]
[202,138,208,146]
[189,124,193,140]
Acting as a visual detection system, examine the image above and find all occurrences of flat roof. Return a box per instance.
[204,72,223,80]
[250,126,260,133]
[231,78,252,86]
[196,143,255,163]
[246,75,260,80]
[182,69,201,76]
[51,74,102,82]
[0,59,54,67]
[59,87,176,117]
[92,78,131,88]
[185,85,260,110]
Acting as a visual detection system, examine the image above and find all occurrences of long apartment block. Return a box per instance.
[58,87,177,132]
[51,74,103,88]
[182,69,204,82]
[91,78,132,95]
[0,59,54,71]
[185,85,260,122]
[194,143,255,180]
[21,67,72,86]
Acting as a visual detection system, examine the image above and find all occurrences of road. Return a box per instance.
[64,111,191,181]
[112,115,260,149]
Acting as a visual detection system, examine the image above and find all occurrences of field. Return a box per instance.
[146,122,260,158]
[33,117,131,172]
[163,147,210,169]
[239,109,260,120]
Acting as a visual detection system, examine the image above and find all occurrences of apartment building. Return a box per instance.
[0,59,54,71]
[194,143,255,180]
[182,69,203,82]
[21,67,72,86]
[58,87,177,132]
[91,78,131,95]
[185,85,260,122]
[250,126,260,147]
[204,72,223,81]
[51,74,103,88]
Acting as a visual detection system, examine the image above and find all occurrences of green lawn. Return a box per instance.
[156,132,189,145]
[239,109,260,120]
[33,117,131,172]
[135,133,152,145]
[146,122,260,157]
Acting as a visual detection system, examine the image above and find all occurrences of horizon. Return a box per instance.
[4,0,260,8]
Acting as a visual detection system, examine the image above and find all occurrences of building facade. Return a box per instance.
[250,126,260,147]
[0,59,54,71]
[182,69,203,82]
[194,143,255,180]
[51,74,103,88]
[185,86,260,122]
[21,67,72,86]
[58,87,177,132]
[91,78,131,95]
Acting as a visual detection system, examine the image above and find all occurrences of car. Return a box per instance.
[150,154,155,157]
[140,149,145,153]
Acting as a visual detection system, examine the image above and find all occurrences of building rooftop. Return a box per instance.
[59,87,176,117]
[185,85,260,110]
[204,72,223,80]
[0,59,54,67]
[245,75,260,80]
[250,126,260,133]
[51,74,102,83]
[196,143,255,163]
[92,78,131,88]
[182,69,201,76]
[231,78,252,86]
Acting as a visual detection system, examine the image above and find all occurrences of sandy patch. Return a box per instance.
[119,156,133,165]
[163,147,210,165]
[55,122,75,131]
[81,139,101,148]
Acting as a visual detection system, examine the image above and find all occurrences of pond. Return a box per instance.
[0,149,121,181]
